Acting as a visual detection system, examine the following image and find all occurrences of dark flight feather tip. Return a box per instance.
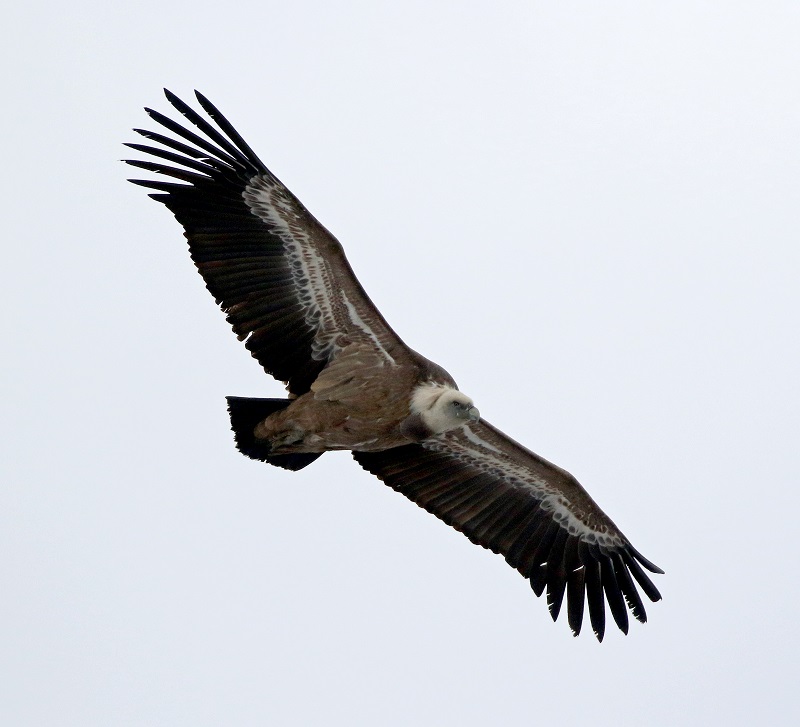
[629,544,665,575]
[600,554,629,634]
[164,88,250,168]
[144,107,242,169]
[566,564,586,636]
[194,90,267,171]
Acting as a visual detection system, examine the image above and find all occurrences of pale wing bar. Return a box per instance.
[354,422,662,640]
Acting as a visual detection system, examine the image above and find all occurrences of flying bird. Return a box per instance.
[125,89,663,640]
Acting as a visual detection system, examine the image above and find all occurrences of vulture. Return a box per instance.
[125,89,663,640]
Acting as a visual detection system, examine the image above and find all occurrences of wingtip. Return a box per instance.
[164,88,189,113]
[629,545,665,575]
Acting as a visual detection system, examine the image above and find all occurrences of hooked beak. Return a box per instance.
[467,406,480,422]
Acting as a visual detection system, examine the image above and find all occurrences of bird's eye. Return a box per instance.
[452,401,462,408]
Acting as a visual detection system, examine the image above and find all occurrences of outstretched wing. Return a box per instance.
[354,420,663,640]
[125,89,407,395]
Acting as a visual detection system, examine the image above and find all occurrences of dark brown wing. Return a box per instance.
[354,420,662,640]
[125,89,409,395]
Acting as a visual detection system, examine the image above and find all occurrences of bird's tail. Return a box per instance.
[226,396,323,471]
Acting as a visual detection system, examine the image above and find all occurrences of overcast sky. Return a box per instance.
[3,2,799,725]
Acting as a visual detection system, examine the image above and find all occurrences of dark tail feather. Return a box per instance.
[226,396,323,471]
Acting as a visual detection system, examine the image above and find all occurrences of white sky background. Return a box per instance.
[2,1,799,724]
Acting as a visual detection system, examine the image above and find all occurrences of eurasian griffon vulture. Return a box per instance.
[126,90,663,640]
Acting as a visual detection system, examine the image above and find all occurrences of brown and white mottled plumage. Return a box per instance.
[125,90,663,640]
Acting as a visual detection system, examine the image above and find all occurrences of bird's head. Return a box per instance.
[410,384,480,435]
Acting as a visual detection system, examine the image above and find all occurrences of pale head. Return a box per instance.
[410,383,480,435]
